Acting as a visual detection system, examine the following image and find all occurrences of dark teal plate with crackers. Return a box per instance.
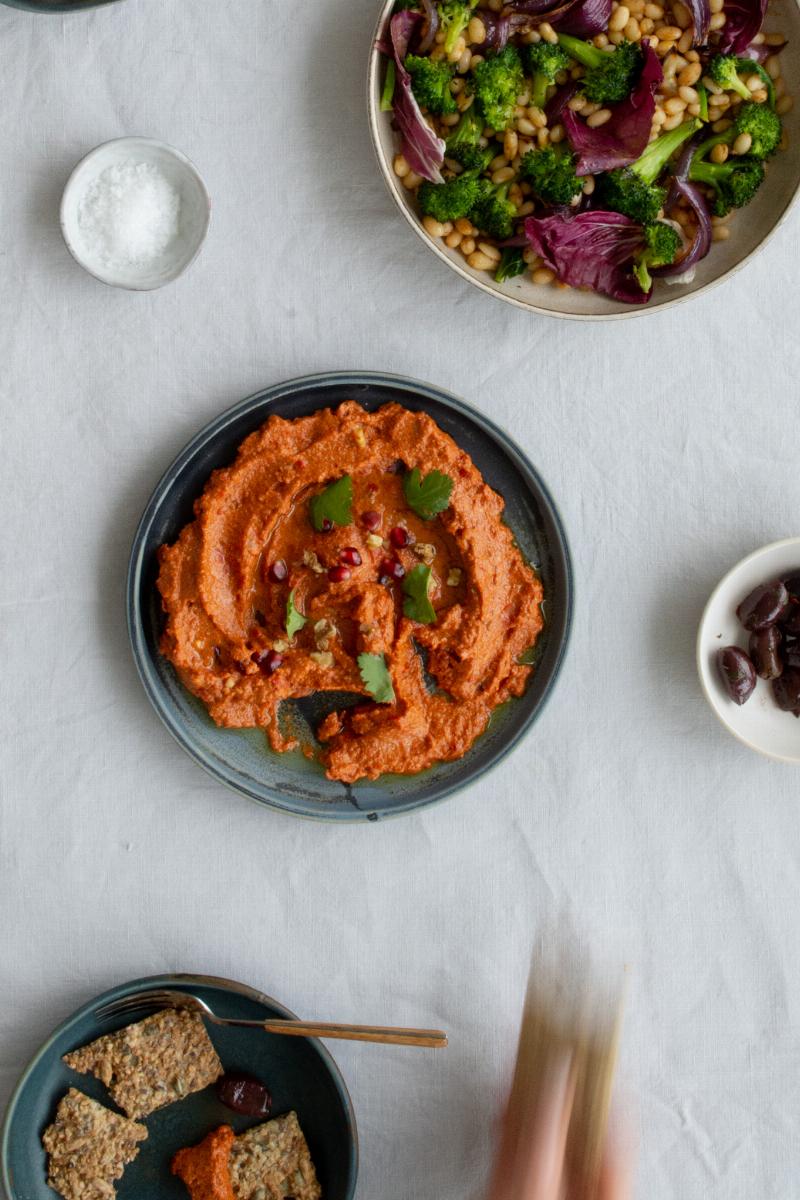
[127,371,573,821]
[1,973,358,1200]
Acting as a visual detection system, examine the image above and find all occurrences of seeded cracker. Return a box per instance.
[42,1088,147,1200]
[62,1009,223,1119]
[229,1111,321,1200]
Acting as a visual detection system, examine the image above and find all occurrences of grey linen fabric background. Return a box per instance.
[1,1,800,1197]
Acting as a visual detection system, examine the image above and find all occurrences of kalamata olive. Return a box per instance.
[217,1072,272,1118]
[717,646,757,705]
[778,603,800,635]
[736,581,790,631]
[772,667,800,713]
[749,626,783,680]
[784,572,800,599]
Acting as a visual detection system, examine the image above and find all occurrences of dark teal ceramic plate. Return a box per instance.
[1,974,358,1200]
[127,372,573,821]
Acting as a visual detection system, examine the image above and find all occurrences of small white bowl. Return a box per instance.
[60,137,211,291]
[697,537,800,763]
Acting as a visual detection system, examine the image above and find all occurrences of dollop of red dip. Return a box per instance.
[172,1125,235,1200]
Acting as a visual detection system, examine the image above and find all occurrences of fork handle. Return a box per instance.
[215,1018,447,1048]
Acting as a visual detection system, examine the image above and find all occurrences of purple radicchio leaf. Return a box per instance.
[506,0,611,35]
[652,137,712,276]
[382,11,446,183]
[563,41,663,173]
[546,81,579,121]
[683,0,711,44]
[472,9,530,50]
[524,210,650,302]
[716,0,768,53]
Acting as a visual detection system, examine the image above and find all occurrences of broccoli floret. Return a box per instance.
[523,42,571,110]
[418,175,483,222]
[405,54,457,114]
[598,118,700,223]
[472,45,524,131]
[632,221,681,292]
[439,0,479,54]
[708,54,775,107]
[495,246,526,282]
[557,35,642,104]
[696,101,782,160]
[445,107,493,171]
[519,145,583,206]
[470,181,517,239]
[688,155,765,215]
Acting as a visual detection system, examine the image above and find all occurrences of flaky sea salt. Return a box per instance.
[78,159,181,268]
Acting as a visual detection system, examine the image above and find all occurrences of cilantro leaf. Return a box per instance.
[285,589,306,639]
[402,564,437,625]
[403,467,453,521]
[309,475,353,531]
[357,652,395,704]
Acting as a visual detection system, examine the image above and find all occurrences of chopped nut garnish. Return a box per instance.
[272,639,290,653]
[302,549,325,574]
[353,426,367,448]
[366,533,385,549]
[314,618,337,651]
[359,622,374,636]
[223,677,237,691]
[447,568,462,587]
[413,543,436,565]
[310,650,335,668]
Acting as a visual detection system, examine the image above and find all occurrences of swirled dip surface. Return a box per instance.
[157,401,544,782]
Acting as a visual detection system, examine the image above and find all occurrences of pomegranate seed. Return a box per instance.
[320,518,334,533]
[378,557,405,584]
[340,547,362,566]
[361,510,381,531]
[253,649,283,675]
[389,525,413,549]
[267,559,288,583]
[328,565,352,583]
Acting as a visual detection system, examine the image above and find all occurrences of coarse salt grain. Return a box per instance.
[78,159,181,269]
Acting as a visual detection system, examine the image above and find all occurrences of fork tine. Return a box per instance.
[95,990,177,1020]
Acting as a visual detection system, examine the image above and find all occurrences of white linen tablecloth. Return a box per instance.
[1,2,799,1197]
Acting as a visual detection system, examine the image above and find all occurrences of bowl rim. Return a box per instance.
[696,535,800,764]
[0,971,359,1200]
[366,0,800,322]
[126,370,574,821]
[59,136,211,292]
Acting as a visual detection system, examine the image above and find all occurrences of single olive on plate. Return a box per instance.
[773,667,800,716]
[718,646,757,705]
[749,626,783,680]
[736,581,790,631]
[217,1072,272,1118]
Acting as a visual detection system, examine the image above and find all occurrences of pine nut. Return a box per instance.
[447,36,466,62]
[672,1,691,26]
[750,88,769,103]
[455,217,474,234]
[491,154,508,170]
[765,54,782,79]
[709,0,724,10]
[492,166,515,184]
[687,102,701,115]
[640,18,654,32]
[747,73,762,92]
[652,108,667,125]
[593,33,609,46]
[609,30,625,44]
[710,142,729,163]
[460,237,476,255]
[528,106,548,127]
[678,85,698,102]
[644,2,664,15]
[609,5,630,31]
[532,267,556,284]
[777,95,794,114]
[677,29,693,52]
[444,231,462,248]
[518,200,535,215]
[712,225,730,241]
[550,123,565,143]
[661,112,685,129]
[582,174,596,194]
[537,127,550,147]
[468,16,486,43]
[457,48,472,73]
[711,117,732,131]
[708,11,726,28]
[624,17,641,39]
[664,96,687,113]
[732,132,752,154]
[766,32,787,45]
[469,53,485,68]
[586,108,613,127]
[703,77,722,94]
[504,129,519,160]
[567,96,586,112]
[656,40,674,55]
[393,154,409,178]
[538,21,558,42]
[655,24,681,38]
[467,250,496,270]
[517,117,536,135]
[678,62,702,85]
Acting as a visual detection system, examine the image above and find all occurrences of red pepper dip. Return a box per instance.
[157,401,544,782]
[172,1125,236,1200]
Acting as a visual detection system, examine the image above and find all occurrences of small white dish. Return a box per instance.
[60,137,211,291]
[697,536,800,764]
